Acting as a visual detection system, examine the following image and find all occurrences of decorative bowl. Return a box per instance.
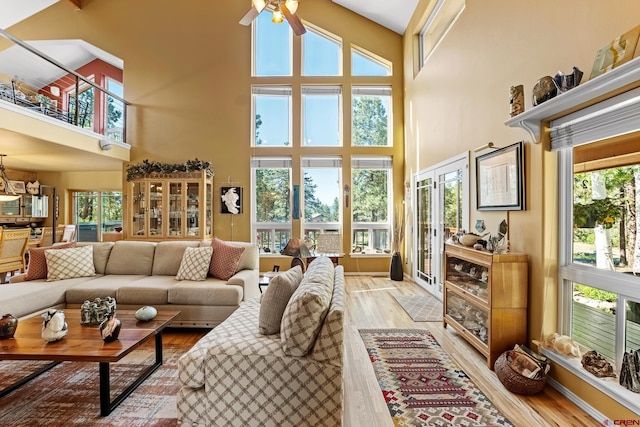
[459,233,482,247]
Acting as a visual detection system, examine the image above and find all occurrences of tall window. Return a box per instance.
[302,157,342,242]
[351,156,392,253]
[352,87,391,146]
[105,78,124,141]
[302,86,342,147]
[303,26,341,76]
[252,86,292,147]
[559,138,640,369]
[352,47,391,76]
[252,157,292,254]
[419,0,465,68]
[71,191,122,242]
[254,12,292,76]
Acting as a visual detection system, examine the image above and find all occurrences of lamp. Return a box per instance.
[285,0,299,13]
[272,6,283,23]
[281,238,311,271]
[252,0,267,12]
[0,154,20,202]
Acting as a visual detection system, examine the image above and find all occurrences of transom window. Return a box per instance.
[419,0,465,68]
[352,47,391,76]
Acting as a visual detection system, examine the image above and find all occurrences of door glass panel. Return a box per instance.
[206,182,212,235]
[132,183,146,236]
[101,191,123,234]
[416,177,433,285]
[169,182,182,237]
[186,182,199,237]
[149,182,163,236]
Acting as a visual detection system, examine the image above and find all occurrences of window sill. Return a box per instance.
[350,252,391,258]
[540,348,640,415]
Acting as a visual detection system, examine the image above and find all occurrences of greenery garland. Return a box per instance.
[126,159,214,181]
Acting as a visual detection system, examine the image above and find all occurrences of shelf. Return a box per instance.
[504,57,640,142]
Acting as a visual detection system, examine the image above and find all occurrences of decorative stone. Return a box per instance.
[100,313,122,343]
[0,314,18,339]
[532,76,558,106]
[41,309,68,342]
[135,305,158,321]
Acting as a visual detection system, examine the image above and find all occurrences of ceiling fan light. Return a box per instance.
[272,9,283,23]
[252,0,267,12]
[285,0,299,14]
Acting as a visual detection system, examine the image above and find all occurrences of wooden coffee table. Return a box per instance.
[0,309,179,416]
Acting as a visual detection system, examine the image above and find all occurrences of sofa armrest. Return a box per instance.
[227,269,260,301]
[9,273,27,283]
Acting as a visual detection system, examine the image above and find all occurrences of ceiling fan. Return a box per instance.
[239,0,306,36]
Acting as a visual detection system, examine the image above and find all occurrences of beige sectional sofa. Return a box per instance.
[177,257,345,427]
[5,240,259,327]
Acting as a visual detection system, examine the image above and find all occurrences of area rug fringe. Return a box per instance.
[359,328,513,427]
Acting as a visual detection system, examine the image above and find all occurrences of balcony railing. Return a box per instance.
[0,29,129,143]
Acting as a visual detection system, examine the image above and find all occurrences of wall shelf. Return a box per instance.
[505,57,640,143]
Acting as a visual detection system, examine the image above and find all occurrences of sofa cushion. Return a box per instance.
[168,279,243,306]
[280,257,334,357]
[259,266,303,335]
[87,242,114,274]
[3,278,94,319]
[176,246,213,281]
[208,237,245,280]
[26,242,76,281]
[311,265,344,366]
[115,276,177,305]
[65,274,142,304]
[105,241,156,275]
[45,245,96,281]
[235,242,258,271]
[152,241,200,276]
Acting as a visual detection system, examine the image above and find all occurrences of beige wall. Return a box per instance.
[8,0,404,272]
[403,0,640,419]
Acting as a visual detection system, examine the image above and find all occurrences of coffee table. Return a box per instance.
[0,309,179,416]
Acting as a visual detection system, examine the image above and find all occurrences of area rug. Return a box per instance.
[394,294,443,322]
[0,336,188,426]
[360,329,513,427]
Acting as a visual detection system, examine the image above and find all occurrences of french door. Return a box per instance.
[413,153,469,300]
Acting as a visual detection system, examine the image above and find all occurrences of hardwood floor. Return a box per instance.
[167,275,600,426]
[343,275,600,427]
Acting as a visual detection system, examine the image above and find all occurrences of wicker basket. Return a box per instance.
[495,351,547,395]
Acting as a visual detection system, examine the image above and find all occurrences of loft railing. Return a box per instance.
[0,29,129,143]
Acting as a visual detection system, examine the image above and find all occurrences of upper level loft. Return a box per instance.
[0,29,130,172]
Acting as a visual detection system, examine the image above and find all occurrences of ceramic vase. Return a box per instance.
[0,314,18,339]
[390,252,403,281]
[100,313,122,343]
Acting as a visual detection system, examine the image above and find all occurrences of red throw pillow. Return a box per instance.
[26,242,77,281]
[209,237,245,280]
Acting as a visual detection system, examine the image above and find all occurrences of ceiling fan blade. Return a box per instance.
[281,4,306,36]
[239,6,260,26]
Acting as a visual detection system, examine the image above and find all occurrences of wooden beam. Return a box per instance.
[68,0,82,9]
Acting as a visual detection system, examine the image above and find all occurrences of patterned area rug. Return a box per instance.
[394,294,443,322]
[0,334,190,426]
[360,329,513,427]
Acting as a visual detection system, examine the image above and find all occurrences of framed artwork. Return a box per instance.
[590,25,640,79]
[9,180,26,194]
[221,187,242,214]
[476,141,525,211]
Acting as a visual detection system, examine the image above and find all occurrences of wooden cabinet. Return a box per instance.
[443,243,528,369]
[126,172,213,240]
[0,195,48,225]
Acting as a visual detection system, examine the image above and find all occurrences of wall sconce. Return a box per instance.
[50,86,60,97]
[99,140,112,151]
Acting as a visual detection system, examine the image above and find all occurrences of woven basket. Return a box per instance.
[495,351,547,395]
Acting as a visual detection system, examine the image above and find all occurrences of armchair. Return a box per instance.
[0,227,30,283]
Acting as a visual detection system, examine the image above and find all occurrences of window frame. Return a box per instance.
[251,86,293,147]
[351,86,392,147]
[301,86,343,147]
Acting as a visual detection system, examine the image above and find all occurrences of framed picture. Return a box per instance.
[9,180,26,194]
[221,187,242,214]
[476,141,525,211]
[590,25,640,79]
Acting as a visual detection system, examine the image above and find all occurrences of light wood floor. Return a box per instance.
[169,275,600,426]
[343,275,600,427]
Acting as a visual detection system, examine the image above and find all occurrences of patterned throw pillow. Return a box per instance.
[259,266,303,335]
[45,245,96,281]
[26,242,76,280]
[209,237,245,280]
[176,246,213,281]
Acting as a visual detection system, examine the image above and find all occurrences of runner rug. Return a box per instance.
[393,294,443,322]
[0,336,187,426]
[359,329,513,426]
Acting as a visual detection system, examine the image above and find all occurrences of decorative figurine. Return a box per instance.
[581,350,616,378]
[81,297,116,325]
[475,219,486,234]
[509,85,524,117]
[553,66,583,93]
[135,305,158,321]
[100,313,122,343]
[0,313,18,339]
[41,309,68,342]
[532,76,558,106]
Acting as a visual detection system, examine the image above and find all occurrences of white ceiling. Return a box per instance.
[334,0,419,34]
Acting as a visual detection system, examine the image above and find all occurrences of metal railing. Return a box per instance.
[0,29,129,143]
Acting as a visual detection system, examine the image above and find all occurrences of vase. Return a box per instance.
[100,314,122,343]
[390,252,403,281]
[0,314,18,339]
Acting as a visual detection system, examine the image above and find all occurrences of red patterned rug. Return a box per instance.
[360,329,513,426]
[0,331,197,426]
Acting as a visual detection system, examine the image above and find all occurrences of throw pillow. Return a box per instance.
[259,266,303,335]
[45,245,96,281]
[26,242,76,280]
[176,246,213,281]
[209,237,245,280]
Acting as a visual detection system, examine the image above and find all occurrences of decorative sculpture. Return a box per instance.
[135,305,158,321]
[41,309,68,342]
[81,297,116,325]
[532,76,558,106]
[553,66,583,93]
[0,313,18,339]
[581,350,616,378]
[100,313,122,343]
[509,85,525,117]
